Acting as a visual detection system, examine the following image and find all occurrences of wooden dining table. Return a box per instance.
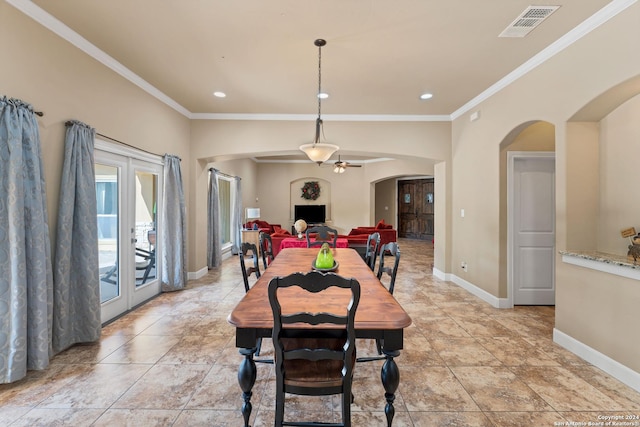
[228,247,412,427]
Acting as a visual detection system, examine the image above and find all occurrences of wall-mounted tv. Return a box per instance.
[294,205,326,224]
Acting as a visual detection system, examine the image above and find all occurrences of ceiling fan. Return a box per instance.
[332,155,362,174]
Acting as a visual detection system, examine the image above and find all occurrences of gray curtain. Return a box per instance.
[0,97,53,383]
[52,121,101,353]
[207,168,222,268]
[231,176,242,255]
[161,155,187,291]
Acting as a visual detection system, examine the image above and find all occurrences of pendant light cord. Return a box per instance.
[314,39,326,146]
[317,42,322,120]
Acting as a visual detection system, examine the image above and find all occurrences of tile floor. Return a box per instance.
[2,238,640,426]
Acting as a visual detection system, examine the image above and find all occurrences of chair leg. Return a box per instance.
[274,392,285,427]
[376,338,383,355]
[255,337,262,356]
[343,385,352,427]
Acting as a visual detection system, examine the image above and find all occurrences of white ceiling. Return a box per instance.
[19,0,619,120]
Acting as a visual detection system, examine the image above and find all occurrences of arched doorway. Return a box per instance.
[499,121,556,306]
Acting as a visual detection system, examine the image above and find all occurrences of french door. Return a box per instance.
[95,143,164,323]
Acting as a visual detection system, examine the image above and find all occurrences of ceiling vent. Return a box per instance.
[499,5,560,38]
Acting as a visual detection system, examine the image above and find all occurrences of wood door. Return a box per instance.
[398,179,434,240]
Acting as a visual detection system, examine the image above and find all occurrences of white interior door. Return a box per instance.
[509,152,556,305]
[96,144,163,323]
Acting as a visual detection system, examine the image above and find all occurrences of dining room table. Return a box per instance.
[279,236,349,251]
[227,247,412,427]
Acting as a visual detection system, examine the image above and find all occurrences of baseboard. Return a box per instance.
[188,249,234,281]
[553,329,640,393]
[450,274,511,308]
[432,267,451,281]
[188,266,209,281]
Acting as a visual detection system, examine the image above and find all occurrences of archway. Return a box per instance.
[498,121,556,304]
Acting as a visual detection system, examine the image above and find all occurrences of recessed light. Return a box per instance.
[420,93,433,100]
[317,92,329,99]
[213,91,226,98]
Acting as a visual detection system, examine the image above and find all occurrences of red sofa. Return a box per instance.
[244,220,282,234]
[269,228,294,257]
[347,220,397,246]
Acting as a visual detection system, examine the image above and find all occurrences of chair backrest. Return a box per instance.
[305,225,338,248]
[259,232,274,269]
[377,242,400,294]
[268,271,361,397]
[364,232,381,271]
[239,242,261,293]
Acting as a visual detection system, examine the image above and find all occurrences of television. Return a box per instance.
[294,205,326,224]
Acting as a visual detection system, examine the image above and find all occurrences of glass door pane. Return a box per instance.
[97,164,120,304]
[133,170,157,288]
[96,148,163,323]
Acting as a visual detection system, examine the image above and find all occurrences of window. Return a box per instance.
[96,178,118,240]
[215,174,237,251]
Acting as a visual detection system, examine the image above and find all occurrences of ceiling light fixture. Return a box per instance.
[213,91,226,98]
[299,39,339,165]
[420,93,433,100]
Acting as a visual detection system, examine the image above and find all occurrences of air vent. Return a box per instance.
[499,5,560,38]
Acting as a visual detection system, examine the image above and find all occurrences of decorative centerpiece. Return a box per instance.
[294,219,307,239]
[313,243,337,271]
[301,181,320,201]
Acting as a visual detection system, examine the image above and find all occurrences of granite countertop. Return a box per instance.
[559,250,640,270]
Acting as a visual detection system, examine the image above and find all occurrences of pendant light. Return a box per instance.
[299,39,339,164]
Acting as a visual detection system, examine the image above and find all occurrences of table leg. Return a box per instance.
[238,347,257,427]
[380,349,400,427]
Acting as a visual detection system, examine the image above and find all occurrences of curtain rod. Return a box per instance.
[209,168,237,180]
[65,120,162,158]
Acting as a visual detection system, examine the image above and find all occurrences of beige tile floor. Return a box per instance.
[2,238,640,426]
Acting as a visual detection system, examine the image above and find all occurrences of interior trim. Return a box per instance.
[8,0,636,122]
[554,328,640,393]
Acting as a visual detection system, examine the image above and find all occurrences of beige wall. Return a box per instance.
[598,94,640,255]
[0,2,191,260]
[451,2,640,371]
[189,119,449,269]
[375,179,397,227]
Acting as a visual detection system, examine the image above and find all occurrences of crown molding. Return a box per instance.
[6,0,191,118]
[190,113,450,122]
[8,0,637,123]
[451,0,638,120]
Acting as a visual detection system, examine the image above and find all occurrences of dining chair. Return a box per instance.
[238,242,268,358]
[135,247,156,284]
[259,232,274,270]
[377,242,400,295]
[268,271,361,427]
[364,232,381,271]
[305,225,338,248]
[239,242,261,293]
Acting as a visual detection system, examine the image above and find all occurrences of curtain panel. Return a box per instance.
[207,168,222,268]
[52,120,101,354]
[0,97,53,383]
[232,176,242,255]
[161,155,187,291]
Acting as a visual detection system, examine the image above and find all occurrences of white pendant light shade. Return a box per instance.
[300,142,339,164]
